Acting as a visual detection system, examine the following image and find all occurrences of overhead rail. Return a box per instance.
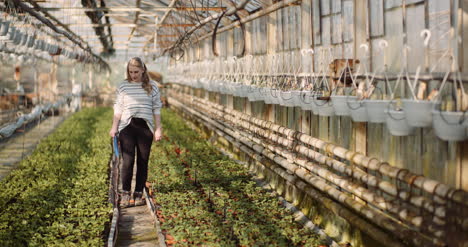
[80,0,115,57]
[8,0,111,71]
[162,0,251,55]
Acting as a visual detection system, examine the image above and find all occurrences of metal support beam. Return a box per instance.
[39,6,226,12]
[64,23,195,27]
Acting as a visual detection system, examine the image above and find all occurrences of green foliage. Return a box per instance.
[0,108,113,246]
[149,109,324,246]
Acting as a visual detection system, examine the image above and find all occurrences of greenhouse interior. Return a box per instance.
[0,0,467,246]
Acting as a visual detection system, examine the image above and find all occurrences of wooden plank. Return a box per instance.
[428,0,451,72]
[385,0,402,9]
[301,0,312,72]
[329,115,340,144]
[340,117,353,150]
[312,0,322,46]
[354,122,367,154]
[462,0,468,72]
[461,141,468,190]
[332,14,343,44]
[296,6,302,49]
[332,0,341,14]
[367,123,383,160]
[369,0,385,37]
[318,116,329,141]
[421,129,448,185]
[321,0,331,15]
[227,29,234,57]
[406,4,426,72]
[354,0,369,63]
[343,0,354,42]
[301,110,312,135]
[322,16,331,46]
[384,8,404,71]
[245,22,252,55]
[294,106,302,131]
[277,9,284,51]
[310,113,319,138]
[287,106,295,130]
[267,4,277,53]
[251,20,257,54]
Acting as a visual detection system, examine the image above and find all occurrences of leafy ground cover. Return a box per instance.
[0,108,113,246]
[149,109,324,246]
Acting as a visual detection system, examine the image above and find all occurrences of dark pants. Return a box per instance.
[119,118,153,192]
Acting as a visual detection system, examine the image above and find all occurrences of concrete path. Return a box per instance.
[0,115,68,180]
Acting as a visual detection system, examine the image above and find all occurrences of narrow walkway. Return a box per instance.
[116,163,160,247]
[0,115,68,180]
[117,205,160,247]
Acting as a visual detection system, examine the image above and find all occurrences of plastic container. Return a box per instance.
[402,99,434,127]
[385,109,416,136]
[331,95,351,116]
[364,99,391,123]
[347,96,367,122]
[314,98,335,117]
[432,110,467,141]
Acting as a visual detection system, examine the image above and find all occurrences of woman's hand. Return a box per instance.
[154,127,162,142]
[109,127,118,137]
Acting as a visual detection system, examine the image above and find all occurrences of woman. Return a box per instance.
[109,57,163,208]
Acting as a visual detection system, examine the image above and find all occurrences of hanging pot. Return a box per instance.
[0,20,10,36]
[432,110,467,141]
[299,91,315,112]
[263,88,273,104]
[26,35,35,48]
[280,91,295,107]
[347,96,368,122]
[7,26,16,41]
[252,87,264,102]
[270,89,282,105]
[331,95,351,116]
[313,97,335,116]
[385,109,416,136]
[33,39,41,50]
[20,33,29,46]
[12,31,22,45]
[364,99,391,123]
[402,99,434,127]
[291,90,303,107]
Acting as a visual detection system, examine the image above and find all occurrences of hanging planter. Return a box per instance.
[299,91,315,112]
[291,90,304,107]
[347,96,367,122]
[12,31,22,45]
[7,26,16,41]
[26,34,35,48]
[0,20,10,36]
[314,96,335,116]
[364,73,393,123]
[432,110,467,141]
[331,95,351,116]
[402,99,434,127]
[365,99,391,123]
[280,91,295,107]
[400,66,436,127]
[385,108,416,136]
[20,33,29,46]
[431,71,468,141]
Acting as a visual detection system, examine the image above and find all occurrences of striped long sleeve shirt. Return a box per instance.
[113,80,162,133]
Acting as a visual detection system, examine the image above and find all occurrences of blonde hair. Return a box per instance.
[126,57,151,94]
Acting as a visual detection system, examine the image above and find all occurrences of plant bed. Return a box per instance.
[0,108,113,246]
[148,109,324,247]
